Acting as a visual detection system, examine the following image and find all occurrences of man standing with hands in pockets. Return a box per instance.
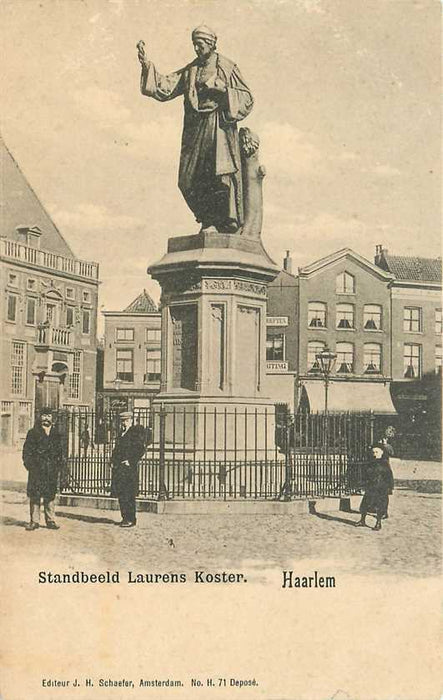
[111,411,147,528]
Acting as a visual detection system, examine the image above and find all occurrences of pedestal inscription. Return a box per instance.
[171,305,197,390]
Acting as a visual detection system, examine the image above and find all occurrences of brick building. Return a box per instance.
[101,290,161,412]
[0,138,99,445]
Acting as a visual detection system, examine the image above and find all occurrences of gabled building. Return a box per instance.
[0,138,99,445]
[101,290,161,412]
[266,248,397,414]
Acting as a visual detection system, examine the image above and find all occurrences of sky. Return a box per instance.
[1,0,441,328]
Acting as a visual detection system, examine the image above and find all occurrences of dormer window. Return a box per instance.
[336,271,355,294]
[16,225,42,248]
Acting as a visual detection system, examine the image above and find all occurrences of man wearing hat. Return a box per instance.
[110,412,147,527]
[138,26,253,233]
[22,407,64,531]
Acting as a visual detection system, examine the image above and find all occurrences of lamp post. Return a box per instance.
[315,346,337,414]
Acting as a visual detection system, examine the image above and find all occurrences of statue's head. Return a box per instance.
[192,25,217,58]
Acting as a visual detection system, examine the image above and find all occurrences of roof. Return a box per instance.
[378,254,442,283]
[0,136,74,257]
[124,290,158,313]
[299,247,393,280]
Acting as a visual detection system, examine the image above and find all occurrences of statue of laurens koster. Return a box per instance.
[138,26,254,234]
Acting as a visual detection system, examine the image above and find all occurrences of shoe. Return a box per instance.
[355,521,366,527]
[46,522,60,530]
[373,522,382,531]
[382,514,389,519]
[120,521,136,528]
[25,523,39,531]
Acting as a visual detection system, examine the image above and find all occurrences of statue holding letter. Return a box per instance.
[137,26,254,234]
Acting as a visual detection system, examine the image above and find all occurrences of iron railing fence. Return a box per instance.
[55,406,375,501]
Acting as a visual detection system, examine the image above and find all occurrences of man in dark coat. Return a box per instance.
[356,445,394,531]
[111,411,147,527]
[22,407,64,531]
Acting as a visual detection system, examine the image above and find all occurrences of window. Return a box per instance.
[266,331,285,361]
[336,303,354,329]
[116,328,134,342]
[308,302,327,328]
[364,343,382,374]
[336,342,354,374]
[68,351,82,400]
[145,349,161,381]
[364,304,382,330]
[403,307,421,333]
[66,306,75,327]
[82,309,90,334]
[8,272,18,287]
[11,341,26,395]
[436,309,442,335]
[27,278,37,291]
[307,341,326,373]
[26,298,36,325]
[435,347,442,375]
[7,294,17,322]
[45,303,57,324]
[336,271,355,294]
[82,290,91,303]
[404,344,421,378]
[116,349,133,382]
[146,328,162,344]
[66,287,75,300]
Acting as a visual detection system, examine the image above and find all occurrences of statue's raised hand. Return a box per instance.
[137,40,148,67]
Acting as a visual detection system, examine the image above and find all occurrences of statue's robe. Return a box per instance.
[140,53,253,229]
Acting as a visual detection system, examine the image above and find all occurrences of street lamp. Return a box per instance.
[315,346,337,414]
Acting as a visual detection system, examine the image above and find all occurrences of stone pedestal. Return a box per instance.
[148,231,280,455]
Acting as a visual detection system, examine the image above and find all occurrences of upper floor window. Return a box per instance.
[363,343,382,374]
[436,346,442,375]
[82,309,90,334]
[308,302,327,328]
[27,278,37,291]
[336,303,354,329]
[307,340,326,373]
[145,349,161,382]
[26,298,37,326]
[6,294,18,322]
[336,342,354,374]
[82,290,91,304]
[66,287,75,300]
[146,328,162,344]
[8,272,18,287]
[66,306,75,327]
[266,331,285,361]
[11,341,26,396]
[68,351,82,400]
[404,343,421,378]
[336,271,355,294]
[45,302,58,325]
[436,309,442,335]
[403,307,422,333]
[116,349,133,382]
[116,328,134,342]
[364,304,382,330]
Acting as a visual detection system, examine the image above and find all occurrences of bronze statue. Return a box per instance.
[137,27,254,234]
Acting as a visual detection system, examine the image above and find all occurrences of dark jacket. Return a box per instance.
[360,456,394,517]
[110,425,147,498]
[22,425,64,500]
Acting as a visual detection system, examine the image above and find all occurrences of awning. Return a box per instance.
[300,380,397,414]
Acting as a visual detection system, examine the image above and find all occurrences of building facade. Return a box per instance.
[101,291,161,412]
[0,139,99,445]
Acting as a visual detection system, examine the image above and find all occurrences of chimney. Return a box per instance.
[375,244,388,265]
[283,250,292,274]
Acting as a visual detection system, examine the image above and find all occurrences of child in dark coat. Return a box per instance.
[356,445,394,531]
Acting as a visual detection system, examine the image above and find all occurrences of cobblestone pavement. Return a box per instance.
[1,486,440,582]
